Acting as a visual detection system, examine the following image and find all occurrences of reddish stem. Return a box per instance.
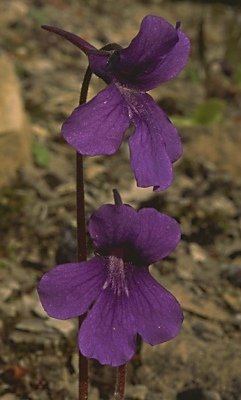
[76,66,92,400]
[114,364,127,400]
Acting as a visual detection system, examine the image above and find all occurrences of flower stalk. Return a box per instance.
[114,364,127,400]
[76,65,92,400]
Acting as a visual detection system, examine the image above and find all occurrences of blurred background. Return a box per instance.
[0,0,241,399]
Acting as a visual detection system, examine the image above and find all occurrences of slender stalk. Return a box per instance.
[113,190,127,399]
[76,66,92,400]
[114,364,127,400]
[76,47,124,400]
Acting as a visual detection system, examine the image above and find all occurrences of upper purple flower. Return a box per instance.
[38,201,183,366]
[42,15,190,191]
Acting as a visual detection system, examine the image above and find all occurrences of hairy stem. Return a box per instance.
[77,66,92,400]
[114,364,127,400]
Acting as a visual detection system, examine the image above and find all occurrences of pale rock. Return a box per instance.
[211,196,236,217]
[125,384,148,400]
[16,318,48,333]
[0,287,15,302]
[32,124,48,139]
[203,390,221,400]
[0,281,19,301]
[89,387,100,400]
[223,291,241,312]
[0,53,30,187]
[189,243,207,263]
[45,318,76,336]
[22,290,47,319]
[0,394,19,400]
[0,1,28,28]
[32,300,48,319]
[9,330,57,347]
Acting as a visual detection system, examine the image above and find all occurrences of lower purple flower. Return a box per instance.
[38,203,183,366]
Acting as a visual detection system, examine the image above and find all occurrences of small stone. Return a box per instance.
[172,285,231,323]
[0,394,19,400]
[45,318,76,336]
[1,303,18,318]
[223,292,241,312]
[32,124,48,139]
[0,287,13,302]
[211,196,236,217]
[203,390,221,400]
[189,243,207,263]
[16,318,47,333]
[125,384,148,400]
[32,301,48,319]
[0,53,30,187]
[22,290,47,319]
[234,313,241,328]
[221,264,241,288]
[89,387,100,400]
[9,330,57,348]
[0,280,19,301]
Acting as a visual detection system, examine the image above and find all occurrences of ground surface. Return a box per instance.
[0,0,241,399]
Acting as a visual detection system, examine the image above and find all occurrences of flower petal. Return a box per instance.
[131,268,183,344]
[113,16,190,91]
[89,204,139,250]
[61,84,130,155]
[114,16,178,89]
[138,28,191,90]
[88,51,112,83]
[37,257,106,319]
[79,286,136,366]
[135,208,181,264]
[129,125,172,191]
[79,265,183,366]
[128,92,181,190]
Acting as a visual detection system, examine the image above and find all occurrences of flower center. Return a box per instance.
[103,255,129,296]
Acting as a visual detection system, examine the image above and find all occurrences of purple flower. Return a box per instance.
[38,202,183,366]
[43,15,190,191]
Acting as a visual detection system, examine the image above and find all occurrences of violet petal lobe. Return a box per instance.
[129,121,172,191]
[37,257,106,319]
[135,208,181,264]
[140,28,191,89]
[130,267,183,345]
[130,92,182,162]
[61,84,130,155]
[79,285,136,366]
[114,16,190,91]
[114,15,178,89]
[89,204,139,250]
[127,92,182,190]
